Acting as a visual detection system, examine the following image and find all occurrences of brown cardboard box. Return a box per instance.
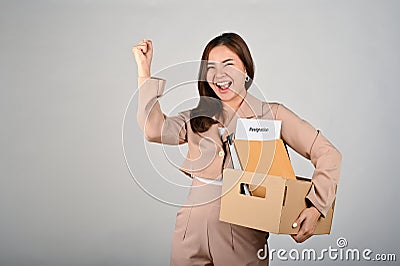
[219,169,335,234]
[219,139,335,234]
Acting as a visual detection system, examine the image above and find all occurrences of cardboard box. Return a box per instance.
[219,139,335,234]
[219,169,335,234]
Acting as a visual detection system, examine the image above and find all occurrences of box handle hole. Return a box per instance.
[240,183,266,198]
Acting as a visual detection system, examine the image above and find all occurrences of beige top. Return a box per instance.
[137,77,342,217]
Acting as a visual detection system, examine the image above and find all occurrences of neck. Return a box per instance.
[224,90,247,112]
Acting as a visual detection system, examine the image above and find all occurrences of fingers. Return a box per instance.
[133,39,152,54]
[296,222,312,242]
[132,44,147,55]
[137,44,148,53]
[145,39,153,54]
[291,209,316,243]
[292,210,307,229]
[291,232,312,243]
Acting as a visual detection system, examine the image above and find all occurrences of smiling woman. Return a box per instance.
[206,48,247,102]
[132,32,342,266]
[191,33,255,133]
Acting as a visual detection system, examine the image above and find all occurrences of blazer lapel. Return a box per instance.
[198,123,224,147]
[220,92,264,143]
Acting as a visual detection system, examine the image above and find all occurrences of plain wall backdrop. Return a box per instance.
[1,0,399,265]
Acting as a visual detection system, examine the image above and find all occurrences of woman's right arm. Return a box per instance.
[132,39,187,144]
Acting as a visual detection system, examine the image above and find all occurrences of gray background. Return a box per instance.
[1,0,399,265]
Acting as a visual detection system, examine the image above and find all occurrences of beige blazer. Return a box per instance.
[137,77,342,218]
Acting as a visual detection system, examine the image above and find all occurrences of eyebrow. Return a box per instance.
[207,58,234,65]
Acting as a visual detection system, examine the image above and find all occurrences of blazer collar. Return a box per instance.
[237,92,264,118]
[222,92,264,123]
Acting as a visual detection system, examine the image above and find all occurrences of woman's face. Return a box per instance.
[206,45,247,106]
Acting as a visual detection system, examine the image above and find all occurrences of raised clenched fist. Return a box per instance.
[132,39,153,78]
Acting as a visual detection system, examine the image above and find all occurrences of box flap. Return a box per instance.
[234,139,296,179]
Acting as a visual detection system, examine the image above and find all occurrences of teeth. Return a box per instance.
[216,81,230,86]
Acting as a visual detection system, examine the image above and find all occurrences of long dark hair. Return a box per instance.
[190,32,255,133]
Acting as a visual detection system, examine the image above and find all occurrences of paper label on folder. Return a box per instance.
[236,119,281,141]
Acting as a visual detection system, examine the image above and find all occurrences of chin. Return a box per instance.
[217,87,244,101]
[217,92,237,102]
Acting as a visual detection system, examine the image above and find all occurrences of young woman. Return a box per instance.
[132,32,342,265]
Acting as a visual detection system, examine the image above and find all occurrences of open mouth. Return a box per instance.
[215,81,232,91]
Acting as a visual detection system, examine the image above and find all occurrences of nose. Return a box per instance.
[215,63,226,78]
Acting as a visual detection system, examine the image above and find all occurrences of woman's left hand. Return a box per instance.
[291,206,321,243]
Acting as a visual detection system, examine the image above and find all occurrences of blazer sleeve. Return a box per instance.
[137,77,188,145]
[275,103,342,218]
